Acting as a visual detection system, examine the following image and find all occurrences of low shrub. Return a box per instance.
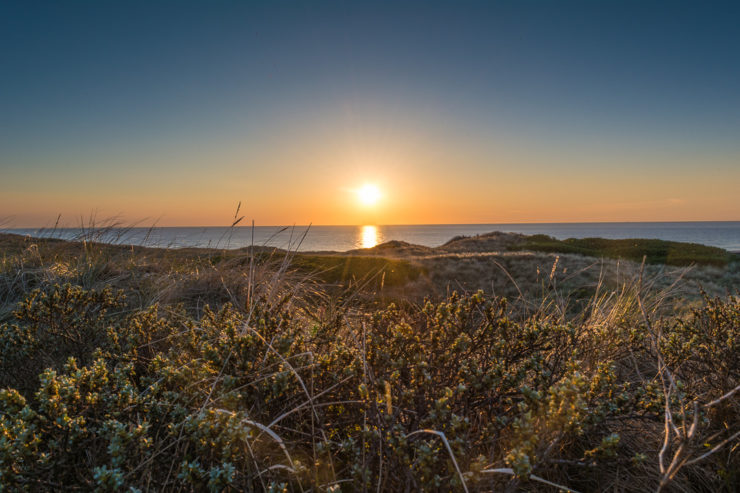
[1,281,738,491]
[513,235,732,267]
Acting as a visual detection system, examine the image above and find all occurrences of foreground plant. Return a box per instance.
[0,275,738,491]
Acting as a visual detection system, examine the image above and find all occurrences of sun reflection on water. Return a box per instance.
[360,225,379,249]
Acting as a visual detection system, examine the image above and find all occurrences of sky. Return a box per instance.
[2,0,739,227]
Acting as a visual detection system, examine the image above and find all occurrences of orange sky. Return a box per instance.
[4,122,739,227]
[3,3,740,227]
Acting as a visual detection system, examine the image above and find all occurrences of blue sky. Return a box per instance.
[2,1,739,225]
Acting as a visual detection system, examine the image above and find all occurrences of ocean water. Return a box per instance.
[5,222,740,252]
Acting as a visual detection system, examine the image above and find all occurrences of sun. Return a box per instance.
[357,184,381,206]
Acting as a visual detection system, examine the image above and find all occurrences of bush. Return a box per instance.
[1,280,739,491]
[513,236,732,267]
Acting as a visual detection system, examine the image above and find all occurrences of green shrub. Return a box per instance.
[0,284,126,393]
[513,236,731,266]
[0,280,738,491]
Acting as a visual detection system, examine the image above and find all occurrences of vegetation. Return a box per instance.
[511,235,733,267]
[290,254,424,288]
[0,232,739,491]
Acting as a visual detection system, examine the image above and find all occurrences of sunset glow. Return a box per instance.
[3,4,740,490]
[1,2,739,227]
[357,184,382,207]
[360,225,379,248]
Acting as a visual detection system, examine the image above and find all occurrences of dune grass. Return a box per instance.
[0,232,739,491]
[290,254,425,287]
[511,234,733,267]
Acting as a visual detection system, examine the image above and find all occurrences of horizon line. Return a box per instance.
[5,219,740,230]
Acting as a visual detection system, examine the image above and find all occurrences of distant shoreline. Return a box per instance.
[4,221,740,253]
[2,230,737,268]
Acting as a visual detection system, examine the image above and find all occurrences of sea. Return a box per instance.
[5,222,740,253]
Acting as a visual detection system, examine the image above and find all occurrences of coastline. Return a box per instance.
[4,220,740,253]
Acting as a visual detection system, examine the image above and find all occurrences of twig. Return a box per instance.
[480,467,581,492]
[705,383,740,408]
[407,429,469,493]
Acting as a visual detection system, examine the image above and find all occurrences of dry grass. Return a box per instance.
[1,229,739,491]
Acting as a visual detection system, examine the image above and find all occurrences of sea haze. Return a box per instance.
[6,222,740,253]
